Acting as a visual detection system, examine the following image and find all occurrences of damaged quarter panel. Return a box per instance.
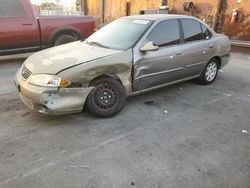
[214,33,231,68]
[57,49,133,95]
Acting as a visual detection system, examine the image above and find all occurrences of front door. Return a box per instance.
[133,19,185,91]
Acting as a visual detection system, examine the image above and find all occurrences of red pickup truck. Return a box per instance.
[0,0,95,55]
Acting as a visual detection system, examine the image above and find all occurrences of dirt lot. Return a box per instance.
[0,48,250,188]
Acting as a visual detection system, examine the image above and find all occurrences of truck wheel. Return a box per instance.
[197,58,219,85]
[54,35,76,46]
[86,77,126,118]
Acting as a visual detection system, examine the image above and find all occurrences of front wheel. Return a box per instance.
[86,77,126,118]
[197,59,219,85]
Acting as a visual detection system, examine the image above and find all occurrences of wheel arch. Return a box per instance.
[48,26,84,47]
[212,56,222,69]
[89,74,123,86]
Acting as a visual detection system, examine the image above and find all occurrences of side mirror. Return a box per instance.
[140,41,159,52]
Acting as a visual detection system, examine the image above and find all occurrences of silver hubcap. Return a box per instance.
[205,62,217,82]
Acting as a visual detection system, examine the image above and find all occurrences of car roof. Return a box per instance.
[123,14,196,21]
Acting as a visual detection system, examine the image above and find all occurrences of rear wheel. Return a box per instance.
[54,35,76,46]
[197,58,219,85]
[86,77,126,118]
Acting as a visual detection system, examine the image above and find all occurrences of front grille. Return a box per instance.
[20,94,34,109]
[21,66,32,79]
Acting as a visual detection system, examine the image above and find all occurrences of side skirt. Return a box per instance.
[128,75,200,97]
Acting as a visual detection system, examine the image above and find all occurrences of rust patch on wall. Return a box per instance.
[222,14,250,40]
[86,0,102,25]
[105,0,127,23]
[169,0,217,25]
[221,0,250,40]
[86,0,162,26]
[130,0,162,15]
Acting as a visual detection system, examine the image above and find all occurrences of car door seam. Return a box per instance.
[185,62,206,68]
[135,67,184,80]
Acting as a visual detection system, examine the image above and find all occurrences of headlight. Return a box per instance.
[28,75,71,88]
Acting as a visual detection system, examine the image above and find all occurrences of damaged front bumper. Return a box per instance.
[39,87,93,115]
[15,71,93,115]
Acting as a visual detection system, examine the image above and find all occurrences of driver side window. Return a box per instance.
[0,0,25,18]
[147,19,180,47]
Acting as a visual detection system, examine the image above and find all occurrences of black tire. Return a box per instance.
[86,77,126,118]
[197,58,219,85]
[54,35,76,46]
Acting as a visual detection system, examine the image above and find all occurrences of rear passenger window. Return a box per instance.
[0,0,25,18]
[181,19,203,42]
[201,24,212,39]
[147,19,180,47]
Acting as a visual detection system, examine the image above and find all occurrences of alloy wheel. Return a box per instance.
[205,62,218,82]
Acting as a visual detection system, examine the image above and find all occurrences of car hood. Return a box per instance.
[24,41,121,74]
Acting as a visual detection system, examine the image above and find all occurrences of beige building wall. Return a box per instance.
[86,0,162,25]
[86,0,249,40]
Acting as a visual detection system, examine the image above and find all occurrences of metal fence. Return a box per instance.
[38,10,84,16]
[30,0,84,16]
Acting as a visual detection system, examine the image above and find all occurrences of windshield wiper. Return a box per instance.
[88,41,111,49]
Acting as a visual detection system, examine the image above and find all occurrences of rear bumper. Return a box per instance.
[15,69,93,115]
[220,53,230,69]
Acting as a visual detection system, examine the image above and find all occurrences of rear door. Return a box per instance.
[178,18,216,78]
[0,0,39,55]
[133,19,186,91]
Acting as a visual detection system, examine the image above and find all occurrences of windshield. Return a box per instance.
[86,18,153,50]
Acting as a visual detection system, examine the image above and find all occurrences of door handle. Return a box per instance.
[209,45,214,48]
[175,52,182,55]
[22,23,33,26]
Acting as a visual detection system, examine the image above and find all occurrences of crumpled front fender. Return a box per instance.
[40,87,94,115]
